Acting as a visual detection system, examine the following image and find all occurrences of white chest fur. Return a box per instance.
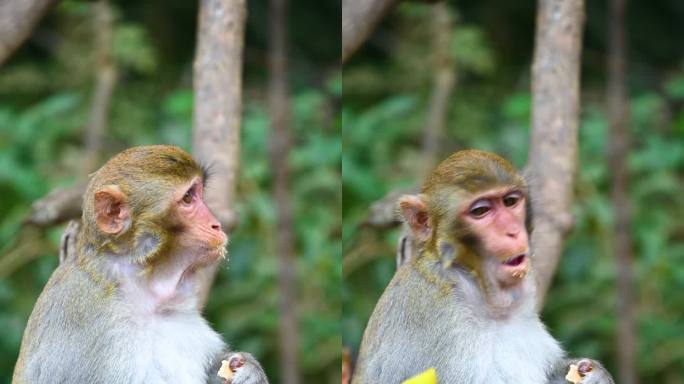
[463,314,564,383]
[123,312,225,384]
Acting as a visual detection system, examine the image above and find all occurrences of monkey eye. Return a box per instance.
[469,200,491,218]
[503,192,522,207]
[182,190,194,205]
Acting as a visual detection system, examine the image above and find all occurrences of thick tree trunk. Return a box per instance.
[527,0,585,308]
[607,0,637,382]
[269,0,300,383]
[342,0,397,63]
[0,0,56,65]
[192,0,246,309]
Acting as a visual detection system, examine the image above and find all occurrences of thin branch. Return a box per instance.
[82,0,117,176]
[269,0,300,382]
[421,2,456,174]
[24,183,86,227]
[607,0,637,381]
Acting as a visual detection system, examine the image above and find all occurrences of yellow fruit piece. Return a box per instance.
[217,360,234,381]
[402,368,438,384]
[565,363,582,384]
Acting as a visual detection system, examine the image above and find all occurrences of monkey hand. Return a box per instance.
[217,352,269,384]
[563,359,615,384]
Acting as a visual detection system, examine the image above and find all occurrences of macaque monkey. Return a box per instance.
[353,149,614,384]
[13,145,269,384]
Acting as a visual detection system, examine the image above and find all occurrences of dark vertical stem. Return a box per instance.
[269,0,300,383]
[607,0,637,382]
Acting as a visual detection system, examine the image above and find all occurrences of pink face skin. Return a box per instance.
[461,187,529,287]
[174,176,227,264]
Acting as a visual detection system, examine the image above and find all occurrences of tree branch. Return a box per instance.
[421,2,456,174]
[0,0,57,65]
[269,0,301,382]
[342,0,397,63]
[24,183,86,227]
[82,0,117,176]
[607,0,637,381]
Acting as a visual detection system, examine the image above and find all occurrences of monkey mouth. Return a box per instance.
[502,254,526,267]
[498,253,529,286]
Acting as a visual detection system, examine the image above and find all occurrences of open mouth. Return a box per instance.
[503,254,526,267]
[497,253,529,286]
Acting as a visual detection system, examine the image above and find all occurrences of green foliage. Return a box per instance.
[113,23,158,74]
[450,26,495,75]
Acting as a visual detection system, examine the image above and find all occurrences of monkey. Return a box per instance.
[13,145,269,384]
[396,225,418,269]
[58,220,80,265]
[352,149,614,384]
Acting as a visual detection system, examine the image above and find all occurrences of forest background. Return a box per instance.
[342,1,684,383]
[0,1,341,383]
[1,0,684,383]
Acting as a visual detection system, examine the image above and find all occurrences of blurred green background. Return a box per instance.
[0,1,340,383]
[342,1,684,383]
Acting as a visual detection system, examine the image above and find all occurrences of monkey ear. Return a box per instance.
[94,185,130,235]
[398,195,431,242]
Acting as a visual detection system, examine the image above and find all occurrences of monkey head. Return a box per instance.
[399,149,533,312]
[79,145,227,273]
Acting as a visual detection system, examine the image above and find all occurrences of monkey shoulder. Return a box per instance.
[354,263,459,383]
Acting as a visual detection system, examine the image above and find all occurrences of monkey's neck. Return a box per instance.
[89,250,204,315]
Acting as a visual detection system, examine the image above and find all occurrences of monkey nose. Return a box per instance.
[211,222,222,232]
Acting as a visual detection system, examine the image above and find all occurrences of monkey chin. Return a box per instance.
[182,241,228,272]
[197,244,227,266]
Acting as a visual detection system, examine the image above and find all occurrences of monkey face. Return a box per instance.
[461,187,530,288]
[172,176,228,264]
[84,146,228,267]
[399,150,534,311]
